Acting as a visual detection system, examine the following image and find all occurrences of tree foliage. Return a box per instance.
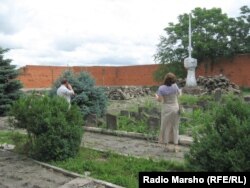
[0,47,23,116]
[51,70,107,119]
[154,6,250,80]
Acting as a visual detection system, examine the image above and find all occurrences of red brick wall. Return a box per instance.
[196,54,250,87]
[18,65,70,88]
[17,54,250,88]
[18,64,160,88]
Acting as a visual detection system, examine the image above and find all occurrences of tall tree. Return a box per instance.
[0,47,23,116]
[154,6,250,81]
[227,6,250,55]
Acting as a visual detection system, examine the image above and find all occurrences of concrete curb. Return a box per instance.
[83,126,193,146]
[1,149,124,188]
[33,159,125,188]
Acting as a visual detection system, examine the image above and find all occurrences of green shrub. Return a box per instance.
[9,94,83,161]
[185,95,250,171]
[50,70,107,119]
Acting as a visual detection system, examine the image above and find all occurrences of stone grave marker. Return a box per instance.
[85,114,97,127]
[214,88,222,102]
[120,110,130,117]
[138,107,148,114]
[130,111,140,120]
[244,95,250,103]
[147,116,160,132]
[106,113,117,130]
[149,107,161,117]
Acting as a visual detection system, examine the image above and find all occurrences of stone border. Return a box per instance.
[83,127,193,146]
[1,149,124,188]
[33,158,125,188]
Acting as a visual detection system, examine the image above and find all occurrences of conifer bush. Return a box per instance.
[0,47,23,116]
[185,95,250,171]
[9,94,83,161]
[51,70,107,119]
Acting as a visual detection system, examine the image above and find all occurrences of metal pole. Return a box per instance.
[188,13,191,58]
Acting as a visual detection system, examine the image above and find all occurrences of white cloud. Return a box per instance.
[0,0,249,68]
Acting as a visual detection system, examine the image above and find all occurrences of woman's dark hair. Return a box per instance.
[61,79,68,85]
[163,72,176,86]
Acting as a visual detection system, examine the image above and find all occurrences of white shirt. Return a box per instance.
[57,85,74,103]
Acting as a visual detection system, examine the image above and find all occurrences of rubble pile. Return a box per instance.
[105,86,152,100]
[197,75,240,94]
[177,75,241,94]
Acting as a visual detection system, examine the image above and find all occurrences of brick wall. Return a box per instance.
[18,65,69,88]
[196,54,250,87]
[17,54,250,88]
[18,64,160,88]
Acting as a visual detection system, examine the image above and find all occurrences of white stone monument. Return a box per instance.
[184,14,197,87]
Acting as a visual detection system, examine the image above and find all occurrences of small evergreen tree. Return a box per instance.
[51,70,107,119]
[0,47,23,116]
[9,94,83,161]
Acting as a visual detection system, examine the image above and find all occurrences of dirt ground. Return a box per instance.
[0,150,74,188]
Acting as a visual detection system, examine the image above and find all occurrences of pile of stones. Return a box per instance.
[177,75,241,94]
[103,75,241,100]
[105,86,152,100]
[197,75,240,94]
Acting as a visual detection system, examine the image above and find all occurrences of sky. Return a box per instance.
[0,0,249,68]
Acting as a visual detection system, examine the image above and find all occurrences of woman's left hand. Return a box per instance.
[155,94,162,102]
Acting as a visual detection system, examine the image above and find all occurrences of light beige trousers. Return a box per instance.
[159,103,179,145]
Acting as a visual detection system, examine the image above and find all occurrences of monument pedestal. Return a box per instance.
[184,57,197,87]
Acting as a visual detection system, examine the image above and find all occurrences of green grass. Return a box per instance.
[118,116,150,133]
[0,131,16,144]
[51,148,187,188]
[0,131,28,152]
[179,109,211,135]
[179,94,199,105]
